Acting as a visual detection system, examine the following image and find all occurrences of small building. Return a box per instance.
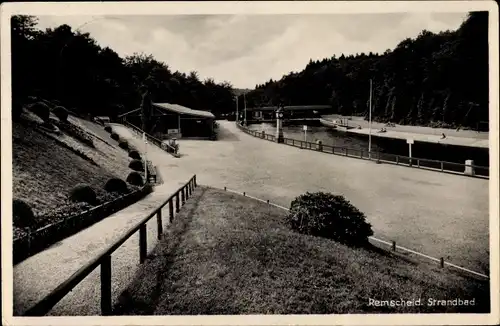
[245,105,331,120]
[118,102,216,140]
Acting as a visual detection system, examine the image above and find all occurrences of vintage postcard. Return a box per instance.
[1,1,499,326]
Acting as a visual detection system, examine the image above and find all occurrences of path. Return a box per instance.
[115,121,489,275]
[345,127,489,149]
[322,114,489,140]
[14,174,193,316]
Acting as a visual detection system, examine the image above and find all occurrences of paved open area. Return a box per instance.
[116,121,489,275]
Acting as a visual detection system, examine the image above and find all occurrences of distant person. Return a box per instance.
[441,133,446,139]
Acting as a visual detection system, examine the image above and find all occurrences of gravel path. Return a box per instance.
[14,171,194,316]
[116,121,489,275]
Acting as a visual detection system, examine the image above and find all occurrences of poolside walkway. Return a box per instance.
[14,174,194,316]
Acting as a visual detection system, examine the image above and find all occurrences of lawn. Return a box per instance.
[12,113,139,237]
[114,186,489,315]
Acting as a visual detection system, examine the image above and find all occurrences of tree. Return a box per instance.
[11,16,236,119]
[244,12,488,129]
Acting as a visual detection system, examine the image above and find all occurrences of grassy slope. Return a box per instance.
[12,113,136,233]
[114,187,489,315]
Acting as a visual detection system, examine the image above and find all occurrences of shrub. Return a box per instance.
[129,159,144,172]
[286,192,373,247]
[12,101,24,121]
[110,132,120,141]
[126,171,144,186]
[29,102,51,121]
[53,106,69,122]
[104,178,129,194]
[129,150,142,160]
[104,125,112,133]
[119,140,129,150]
[69,184,98,205]
[13,199,35,228]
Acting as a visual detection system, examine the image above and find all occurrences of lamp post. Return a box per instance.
[243,93,247,126]
[276,105,284,143]
[368,79,373,160]
[235,95,239,124]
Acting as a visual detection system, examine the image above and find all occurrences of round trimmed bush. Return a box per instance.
[126,171,144,186]
[286,192,373,247]
[128,150,141,160]
[69,184,98,205]
[29,102,50,121]
[119,140,129,150]
[110,132,120,141]
[104,178,129,194]
[104,125,112,133]
[13,199,35,228]
[129,159,144,172]
[53,106,69,122]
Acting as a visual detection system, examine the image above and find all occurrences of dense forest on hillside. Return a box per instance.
[11,13,489,129]
[11,15,235,119]
[245,12,489,129]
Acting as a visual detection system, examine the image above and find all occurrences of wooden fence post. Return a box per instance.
[156,210,163,240]
[194,175,197,187]
[169,199,174,223]
[440,257,444,268]
[181,188,186,204]
[139,225,147,264]
[100,255,112,316]
[392,241,396,251]
[176,194,180,213]
[185,186,189,200]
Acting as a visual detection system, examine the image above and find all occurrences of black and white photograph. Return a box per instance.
[1,1,499,325]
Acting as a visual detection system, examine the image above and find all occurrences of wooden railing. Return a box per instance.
[23,175,197,316]
[122,120,180,158]
[236,122,489,179]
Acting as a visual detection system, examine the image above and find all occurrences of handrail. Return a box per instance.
[236,122,489,179]
[23,174,198,316]
[122,120,180,157]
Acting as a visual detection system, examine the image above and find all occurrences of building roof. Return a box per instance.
[247,105,331,111]
[117,108,141,118]
[153,103,215,119]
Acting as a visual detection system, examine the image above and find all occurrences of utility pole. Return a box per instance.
[368,79,373,160]
[244,92,247,126]
[235,95,239,123]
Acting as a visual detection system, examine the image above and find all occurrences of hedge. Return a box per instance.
[13,199,35,228]
[69,184,98,205]
[286,192,373,247]
[126,171,144,186]
[53,106,69,122]
[129,159,144,172]
[129,150,142,160]
[104,178,129,194]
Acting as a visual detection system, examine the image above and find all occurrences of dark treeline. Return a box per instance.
[245,12,489,129]
[11,15,235,120]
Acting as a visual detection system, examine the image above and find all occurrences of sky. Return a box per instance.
[35,13,469,89]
